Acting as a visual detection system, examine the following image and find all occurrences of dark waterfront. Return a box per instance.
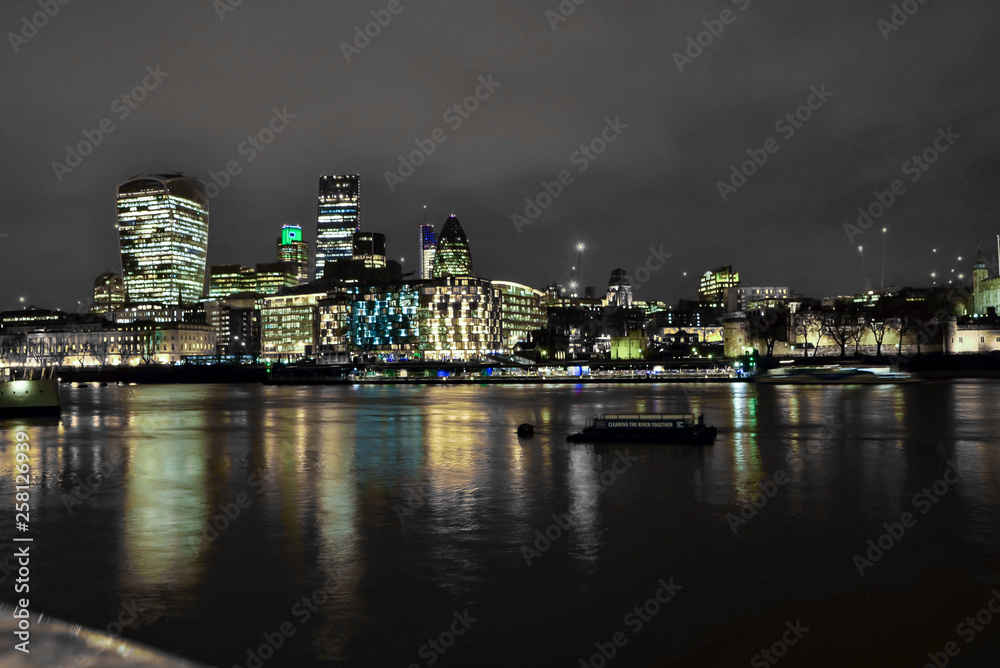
[2,381,1000,667]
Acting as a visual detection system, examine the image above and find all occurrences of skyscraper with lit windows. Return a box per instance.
[117,174,209,305]
[431,215,474,279]
[316,175,360,280]
[276,224,309,284]
[419,224,436,280]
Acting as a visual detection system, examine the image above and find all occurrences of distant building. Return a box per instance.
[208,265,256,299]
[208,263,297,300]
[418,276,501,360]
[92,272,126,314]
[431,215,474,278]
[606,269,633,308]
[973,252,1000,316]
[737,287,789,310]
[946,317,1000,354]
[316,175,360,279]
[117,174,209,305]
[419,224,436,280]
[276,225,309,284]
[350,283,420,353]
[493,281,545,350]
[610,330,647,360]
[699,266,740,307]
[352,232,387,269]
[204,297,260,359]
[259,288,327,361]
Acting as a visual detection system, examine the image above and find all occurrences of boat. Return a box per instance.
[0,367,62,418]
[752,365,917,384]
[567,413,717,445]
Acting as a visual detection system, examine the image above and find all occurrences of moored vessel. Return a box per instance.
[0,367,61,418]
[567,413,717,445]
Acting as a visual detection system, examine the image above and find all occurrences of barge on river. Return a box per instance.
[567,413,717,445]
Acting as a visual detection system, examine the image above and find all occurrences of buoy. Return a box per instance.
[517,423,534,438]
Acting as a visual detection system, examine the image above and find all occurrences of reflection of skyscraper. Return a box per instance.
[431,215,474,279]
[276,224,309,284]
[117,174,209,305]
[419,224,436,280]
[316,175,360,280]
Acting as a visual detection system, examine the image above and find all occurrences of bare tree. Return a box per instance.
[748,308,787,358]
[821,312,858,358]
[0,334,28,366]
[792,312,823,358]
[896,315,919,356]
[136,329,160,365]
[867,318,888,357]
[86,336,112,367]
[48,339,70,367]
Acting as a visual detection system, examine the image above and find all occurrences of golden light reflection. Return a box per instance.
[121,417,208,591]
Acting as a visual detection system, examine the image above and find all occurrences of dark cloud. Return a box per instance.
[2,0,999,310]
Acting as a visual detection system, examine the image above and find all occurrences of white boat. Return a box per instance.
[752,365,917,385]
[0,367,61,418]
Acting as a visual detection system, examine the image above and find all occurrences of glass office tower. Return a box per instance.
[117,174,209,305]
[316,175,360,280]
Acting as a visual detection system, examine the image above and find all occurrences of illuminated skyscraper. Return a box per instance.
[316,175,360,280]
[276,224,309,284]
[92,271,127,314]
[352,232,386,269]
[117,174,209,305]
[419,224,436,280]
[431,215,474,279]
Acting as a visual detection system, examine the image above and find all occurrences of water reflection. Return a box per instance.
[2,381,1000,667]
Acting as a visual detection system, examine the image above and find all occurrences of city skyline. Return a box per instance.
[3,2,999,313]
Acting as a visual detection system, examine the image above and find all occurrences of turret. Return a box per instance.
[973,250,989,315]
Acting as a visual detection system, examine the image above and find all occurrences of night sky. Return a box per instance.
[3,0,999,312]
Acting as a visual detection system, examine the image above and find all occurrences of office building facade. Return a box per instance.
[316,175,360,280]
[419,224,436,280]
[276,225,310,284]
[117,174,210,305]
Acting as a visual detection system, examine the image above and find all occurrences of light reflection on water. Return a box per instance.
[1,381,1000,666]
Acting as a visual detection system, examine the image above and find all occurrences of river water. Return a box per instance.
[2,381,1000,667]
